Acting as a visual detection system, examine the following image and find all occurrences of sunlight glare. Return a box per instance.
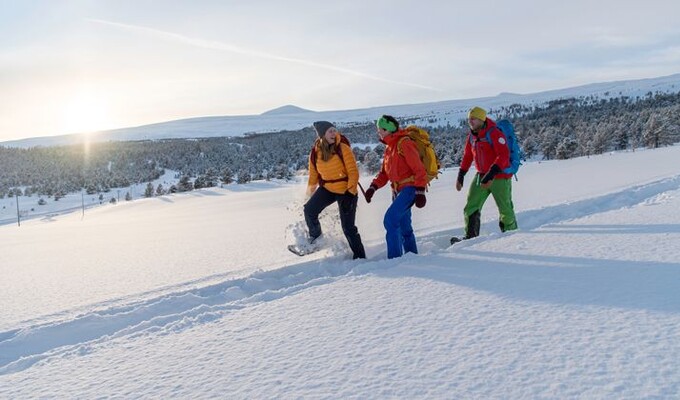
[61,92,111,134]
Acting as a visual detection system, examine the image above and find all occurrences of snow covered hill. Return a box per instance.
[3,73,680,148]
[1,145,679,398]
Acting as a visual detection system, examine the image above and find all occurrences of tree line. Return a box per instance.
[1,91,679,200]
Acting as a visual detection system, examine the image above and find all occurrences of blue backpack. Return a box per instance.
[470,119,523,177]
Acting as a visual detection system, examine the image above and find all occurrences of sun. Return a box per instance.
[61,92,112,134]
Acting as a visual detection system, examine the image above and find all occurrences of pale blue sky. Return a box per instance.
[2,0,680,141]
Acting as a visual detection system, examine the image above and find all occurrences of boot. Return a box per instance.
[466,211,480,239]
[309,234,321,245]
[450,233,477,245]
[450,236,463,245]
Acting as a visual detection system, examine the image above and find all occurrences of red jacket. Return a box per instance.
[371,129,427,191]
[460,118,512,179]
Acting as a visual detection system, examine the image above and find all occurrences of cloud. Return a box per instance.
[516,31,680,76]
[88,19,441,92]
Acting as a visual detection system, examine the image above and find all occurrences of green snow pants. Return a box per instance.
[463,175,517,238]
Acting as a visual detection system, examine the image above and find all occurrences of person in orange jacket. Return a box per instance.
[364,115,427,259]
[304,121,366,259]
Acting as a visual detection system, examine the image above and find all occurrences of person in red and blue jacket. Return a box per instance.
[452,106,518,244]
[364,115,427,259]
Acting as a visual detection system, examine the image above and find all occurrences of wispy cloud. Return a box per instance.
[88,19,441,92]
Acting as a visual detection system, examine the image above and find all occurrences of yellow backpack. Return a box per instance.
[397,125,441,185]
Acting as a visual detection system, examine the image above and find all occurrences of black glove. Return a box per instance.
[344,190,357,198]
[364,184,377,203]
[481,164,502,185]
[414,187,426,208]
[457,169,467,186]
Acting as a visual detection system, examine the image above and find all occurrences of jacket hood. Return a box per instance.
[380,129,409,146]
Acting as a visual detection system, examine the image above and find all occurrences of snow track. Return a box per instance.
[1,175,679,376]
[424,175,680,249]
[0,259,392,375]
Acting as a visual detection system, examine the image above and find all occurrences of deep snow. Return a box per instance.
[1,146,680,398]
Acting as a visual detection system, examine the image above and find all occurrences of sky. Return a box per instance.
[2,0,680,142]
[1,145,680,397]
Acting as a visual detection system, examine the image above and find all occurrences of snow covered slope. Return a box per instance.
[1,145,679,398]
[4,73,680,148]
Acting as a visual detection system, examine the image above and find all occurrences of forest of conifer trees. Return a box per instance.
[1,91,679,200]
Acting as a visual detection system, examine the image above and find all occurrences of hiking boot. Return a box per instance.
[450,236,463,245]
[450,235,476,245]
[308,235,321,245]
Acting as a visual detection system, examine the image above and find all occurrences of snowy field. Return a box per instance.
[1,145,680,398]
[0,170,180,227]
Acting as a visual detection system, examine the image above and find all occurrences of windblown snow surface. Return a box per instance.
[1,146,680,399]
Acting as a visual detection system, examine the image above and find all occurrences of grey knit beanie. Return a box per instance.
[313,121,335,138]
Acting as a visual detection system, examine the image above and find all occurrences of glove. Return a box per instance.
[414,187,426,208]
[457,169,467,186]
[344,190,357,198]
[456,169,467,191]
[364,184,377,203]
[481,164,502,185]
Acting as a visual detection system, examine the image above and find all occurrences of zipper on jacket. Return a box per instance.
[474,135,486,174]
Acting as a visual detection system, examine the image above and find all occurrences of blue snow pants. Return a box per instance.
[383,186,417,259]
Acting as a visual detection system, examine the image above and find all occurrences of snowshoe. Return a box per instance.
[287,236,322,256]
[288,244,321,256]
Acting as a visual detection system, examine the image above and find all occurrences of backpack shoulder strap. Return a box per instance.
[309,138,321,170]
[396,136,413,156]
[332,134,354,164]
[485,129,494,146]
[335,141,348,166]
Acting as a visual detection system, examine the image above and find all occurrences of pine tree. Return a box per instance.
[272,164,292,180]
[540,127,560,160]
[555,137,578,159]
[144,182,154,197]
[642,114,664,148]
[591,124,612,155]
[204,168,218,187]
[177,176,194,192]
[221,167,233,185]
[362,151,382,174]
[237,170,251,184]
[193,175,206,189]
[611,121,629,151]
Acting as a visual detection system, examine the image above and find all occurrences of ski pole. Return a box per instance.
[357,182,368,202]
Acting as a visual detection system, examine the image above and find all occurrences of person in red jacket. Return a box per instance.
[451,106,518,244]
[364,115,427,259]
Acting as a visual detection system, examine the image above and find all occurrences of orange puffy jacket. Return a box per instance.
[308,134,359,195]
[371,129,427,192]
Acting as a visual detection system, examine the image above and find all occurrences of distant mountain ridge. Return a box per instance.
[4,73,680,148]
[260,105,315,116]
